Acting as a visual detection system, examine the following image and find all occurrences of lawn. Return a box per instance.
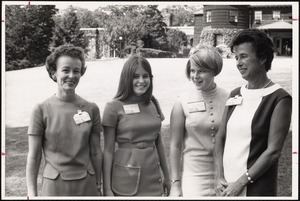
[4,126,293,197]
[3,57,296,198]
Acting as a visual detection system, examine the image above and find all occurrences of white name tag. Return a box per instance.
[123,104,140,114]
[73,110,91,124]
[188,101,206,113]
[225,95,243,106]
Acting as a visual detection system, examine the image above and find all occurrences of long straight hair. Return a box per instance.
[114,55,153,104]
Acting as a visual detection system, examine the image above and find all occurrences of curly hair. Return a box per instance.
[45,44,86,82]
[229,29,274,71]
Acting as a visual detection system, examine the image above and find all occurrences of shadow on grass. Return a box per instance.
[4,126,292,197]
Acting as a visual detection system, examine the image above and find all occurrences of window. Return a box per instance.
[273,10,280,20]
[254,11,262,24]
[206,11,211,22]
[215,34,224,46]
[229,10,238,22]
[254,11,262,20]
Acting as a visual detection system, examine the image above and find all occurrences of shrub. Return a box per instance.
[215,45,235,59]
[137,48,176,58]
[6,59,33,71]
[182,48,191,57]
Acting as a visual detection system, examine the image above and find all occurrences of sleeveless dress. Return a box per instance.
[102,95,165,196]
[179,86,229,197]
[223,84,292,196]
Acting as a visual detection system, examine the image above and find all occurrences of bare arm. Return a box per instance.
[102,126,116,196]
[169,100,185,196]
[221,98,292,196]
[213,106,229,195]
[89,130,103,195]
[26,135,43,197]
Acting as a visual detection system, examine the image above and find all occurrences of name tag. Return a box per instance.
[188,101,206,113]
[225,95,243,106]
[73,110,91,124]
[123,104,140,114]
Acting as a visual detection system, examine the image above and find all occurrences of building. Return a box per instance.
[193,4,292,56]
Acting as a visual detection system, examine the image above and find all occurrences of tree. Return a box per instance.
[75,7,100,28]
[165,28,188,52]
[5,5,57,70]
[95,5,146,55]
[52,6,89,52]
[91,5,168,54]
[95,28,100,59]
[161,5,203,26]
[140,5,168,50]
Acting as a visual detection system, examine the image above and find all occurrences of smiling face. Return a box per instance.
[190,62,215,91]
[53,56,82,93]
[234,42,266,81]
[132,65,151,96]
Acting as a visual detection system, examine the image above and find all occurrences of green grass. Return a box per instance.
[4,125,292,197]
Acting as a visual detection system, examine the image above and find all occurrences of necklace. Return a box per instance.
[246,79,272,89]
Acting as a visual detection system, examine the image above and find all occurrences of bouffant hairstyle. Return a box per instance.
[45,44,86,82]
[229,29,274,71]
[186,44,223,79]
[114,55,153,104]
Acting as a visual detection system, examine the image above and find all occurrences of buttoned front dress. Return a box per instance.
[27,95,102,196]
[179,86,229,197]
[223,84,292,196]
[102,96,165,196]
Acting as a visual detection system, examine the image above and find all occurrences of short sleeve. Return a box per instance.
[102,101,118,128]
[91,103,103,133]
[27,103,45,136]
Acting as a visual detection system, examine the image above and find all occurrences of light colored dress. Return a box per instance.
[27,95,102,196]
[102,95,165,196]
[223,84,291,196]
[179,86,229,197]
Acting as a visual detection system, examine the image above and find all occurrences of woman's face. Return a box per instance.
[234,42,265,81]
[190,62,215,91]
[54,56,82,92]
[132,65,151,96]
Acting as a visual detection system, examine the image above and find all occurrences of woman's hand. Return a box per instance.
[163,178,171,196]
[214,177,228,196]
[220,181,245,196]
[169,182,182,197]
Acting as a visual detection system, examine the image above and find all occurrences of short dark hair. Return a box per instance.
[114,55,153,104]
[45,44,86,82]
[186,44,223,79]
[229,29,274,71]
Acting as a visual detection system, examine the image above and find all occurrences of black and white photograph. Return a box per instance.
[1,1,298,199]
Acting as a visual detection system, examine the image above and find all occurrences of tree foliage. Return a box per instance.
[161,5,202,26]
[166,28,188,52]
[5,5,57,70]
[54,5,186,56]
[52,6,89,52]
[91,5,168,54]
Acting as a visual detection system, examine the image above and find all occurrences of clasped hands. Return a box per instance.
[215,178,245,196]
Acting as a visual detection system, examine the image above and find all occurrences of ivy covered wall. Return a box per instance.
[196,28,243,58]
